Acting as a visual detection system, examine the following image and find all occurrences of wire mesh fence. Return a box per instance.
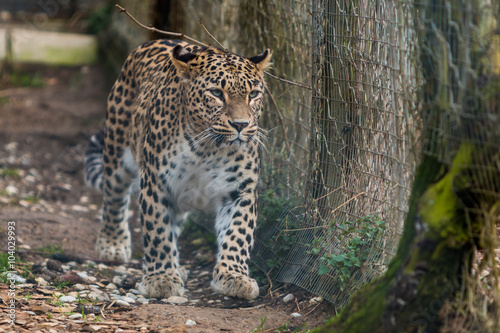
[171,0,499,314]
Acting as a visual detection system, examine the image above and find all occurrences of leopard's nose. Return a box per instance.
[228,120,250,133]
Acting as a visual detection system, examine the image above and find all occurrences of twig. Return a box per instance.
[199,19,228,52]
[265,86,291,153]
[115,4,208,47]
[264,71,312,90]
[303,303,322,316]
[116,5,310,90]
[295,297,301,312]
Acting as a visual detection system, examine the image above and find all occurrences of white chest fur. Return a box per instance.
[161,146,243,214]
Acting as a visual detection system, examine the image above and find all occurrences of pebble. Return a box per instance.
[105,283,118,290]
[166,296,189,305]
[59,295,77,303]
[68,313,83,319]
[71,205,89,212]
[35,277,49,286]
[283,294,294,303]
[136,297,149,304]
[9,274,26,284]
[5,185,18,196]
[185,320,197,326]
[310,296,323,304]
[122,296,136,304]
[22,311,36,315]
[76,272,89,280]
[114,266,128,274]
[112,276,123,285]
[125,293,137,300]
[115,300,131,307]
[88,291,109,302]
[291,313,302,318]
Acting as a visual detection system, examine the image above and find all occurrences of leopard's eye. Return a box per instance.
[210,89,223,98]
[249,90,261,99]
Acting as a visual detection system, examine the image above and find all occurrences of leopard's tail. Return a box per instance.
[84,131,104,191]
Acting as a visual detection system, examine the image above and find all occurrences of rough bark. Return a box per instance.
[314,0,500,331]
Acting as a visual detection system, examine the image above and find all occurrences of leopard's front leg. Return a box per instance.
[137,169,187,299]
[211,193,259,300]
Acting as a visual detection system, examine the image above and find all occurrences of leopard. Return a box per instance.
[84,39,271,301]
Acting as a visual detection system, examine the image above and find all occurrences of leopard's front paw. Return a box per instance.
[211,264,259,300]
[138,272,185,299]
[95,229,131,263]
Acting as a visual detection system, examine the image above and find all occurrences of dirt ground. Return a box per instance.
[0,65,333,332]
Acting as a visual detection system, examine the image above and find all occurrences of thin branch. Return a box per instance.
[264,71,312,90]
[115,4,208,47]
[199,19,228,52]
[265,85,291,153]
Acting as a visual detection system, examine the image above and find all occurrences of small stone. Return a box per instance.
[112,276,123,285]
[47,259,64,273]
[71,205,89,212]
[19,200,30,207]
[59,273,84,285]
[9,274,26,283]
[283,294,294,303]
[136,297,149,304]
[59,295,77,303]
[121,275,137,289]
[79,196,89,204]
[115,300,131,307]
[35,277,49,286]
[5,185,18,196]
[22,311,36,315]
[185,319,197,326]
[25,175,36,183]
[105,283,118,290]
[88,291,109,302]
[166,296,189,305]
[122,296,136,304]
[68,313,83,319]
[291,312,302,318]
[86,276,97,283]
[310,296,323,304]
[76,271,89,280]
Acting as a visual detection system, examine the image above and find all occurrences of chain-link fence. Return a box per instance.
[168,0,418,309]
[109,0,499,315]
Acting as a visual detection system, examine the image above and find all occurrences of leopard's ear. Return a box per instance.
[172,45,197,74]
[249,49,272,72]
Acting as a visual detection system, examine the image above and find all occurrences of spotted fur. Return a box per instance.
[84,39,271,300]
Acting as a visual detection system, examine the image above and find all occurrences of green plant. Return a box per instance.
[23,292,33,301]
[23,195,39,204]
[9,71,44,88]
[252,315,268,332]
[34,244,64,255]
[314,215,386,290]
[0,168,20,179]
[54,280,70,289]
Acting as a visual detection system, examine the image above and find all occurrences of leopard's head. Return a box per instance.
[172,45,272,148]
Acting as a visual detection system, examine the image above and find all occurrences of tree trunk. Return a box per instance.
[315,0,500,331]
